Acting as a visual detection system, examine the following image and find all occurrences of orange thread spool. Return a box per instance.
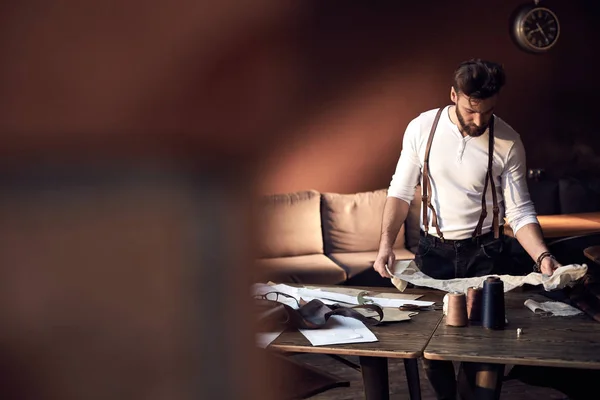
[446,292,468,327]
[467,287,483,322]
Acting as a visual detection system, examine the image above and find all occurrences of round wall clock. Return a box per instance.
[510,1,560,53]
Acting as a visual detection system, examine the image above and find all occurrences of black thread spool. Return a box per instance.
[482,277,505,330]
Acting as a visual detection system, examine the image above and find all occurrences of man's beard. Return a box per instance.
[456,107,488,137]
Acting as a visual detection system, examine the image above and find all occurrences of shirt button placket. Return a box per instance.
[454,241,464,278]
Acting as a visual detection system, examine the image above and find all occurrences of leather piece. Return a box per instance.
[258,299,384,330]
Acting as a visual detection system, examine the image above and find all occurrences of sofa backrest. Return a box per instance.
[321,189,401,253]
[321,188,422,254]
[256,190,324,257]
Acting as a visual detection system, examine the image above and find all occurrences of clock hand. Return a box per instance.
[527,27,540,37]
[536,22,550,42]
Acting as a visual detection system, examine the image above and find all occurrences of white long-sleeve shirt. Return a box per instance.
[388,106,539,240]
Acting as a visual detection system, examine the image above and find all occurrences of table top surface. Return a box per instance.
[504,212,600,238]
[268,286,445,359]
[424,290,600,369]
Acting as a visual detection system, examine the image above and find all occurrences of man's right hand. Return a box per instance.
[373,247,396,278]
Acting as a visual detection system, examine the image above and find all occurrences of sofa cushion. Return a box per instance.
[328,249,415,279]
[321,189,406,254]
[257,190,323,258]
[254,254,346,285]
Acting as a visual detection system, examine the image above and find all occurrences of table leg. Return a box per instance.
[359,356,389,400]
[403,358,422,400]
[474,363,503,400]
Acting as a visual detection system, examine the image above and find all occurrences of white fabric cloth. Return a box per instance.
[387,260,588,294]
[387,106,538,240]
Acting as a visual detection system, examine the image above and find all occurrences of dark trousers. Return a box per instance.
[508,365,600,400]
[415,230,510,400]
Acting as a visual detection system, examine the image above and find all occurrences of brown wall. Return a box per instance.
[256,0,600,194]
[0,1,597,192]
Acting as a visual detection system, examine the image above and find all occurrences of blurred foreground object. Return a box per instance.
[0,0,306,398]
[0,168,274,399]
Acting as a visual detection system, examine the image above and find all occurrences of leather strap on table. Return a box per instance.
[258,299,384,330]
[294,300,384,329]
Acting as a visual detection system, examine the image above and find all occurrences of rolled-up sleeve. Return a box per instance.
[387,118,422,205]
[501,136,539,235]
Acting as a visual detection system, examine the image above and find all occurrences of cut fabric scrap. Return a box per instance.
[387,260,588,294]
[354,306,416,323]
[381,308,418,323]
[524,299,583,317]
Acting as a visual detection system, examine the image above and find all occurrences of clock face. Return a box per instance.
[518,7,560,51]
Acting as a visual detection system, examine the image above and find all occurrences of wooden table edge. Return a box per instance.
[423,352,600,370]
[270,344,422,359]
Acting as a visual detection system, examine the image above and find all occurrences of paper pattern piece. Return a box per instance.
[252,283,434,308]
[388,260,588,294]
[303,286,422,301]
[296,287,434,308]
[524,299,583,317]
[251,283,428,347]
[298,315,378,346]
[370,292,422,300]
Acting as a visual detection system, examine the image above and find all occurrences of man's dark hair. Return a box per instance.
[452,59,506,100]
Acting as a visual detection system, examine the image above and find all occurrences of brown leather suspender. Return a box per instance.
[421,107,500,241]
[422,108,445,239]
[473,114,500,239]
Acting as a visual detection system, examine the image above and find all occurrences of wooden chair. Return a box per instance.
[584,245,600,265]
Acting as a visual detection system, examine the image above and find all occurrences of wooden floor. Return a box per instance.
[293,353,568,400]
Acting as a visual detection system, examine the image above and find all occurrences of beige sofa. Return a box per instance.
[254,188,422,286]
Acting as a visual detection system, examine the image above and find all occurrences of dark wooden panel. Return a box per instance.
[424,291,600,369]
[269,287,444,359]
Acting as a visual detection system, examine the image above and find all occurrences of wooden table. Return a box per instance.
[584,245,600,264]
[424,289,600,398]
[504,212,600,238]
[268,287,445,400]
